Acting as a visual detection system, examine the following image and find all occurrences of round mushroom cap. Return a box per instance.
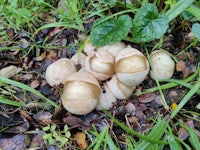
[61,71,101,115]
[45,58,76,86]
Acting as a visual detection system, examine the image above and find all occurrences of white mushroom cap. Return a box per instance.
[97,42,126,57]
[106,75,135,99]
[85,51,114,81]
[83,40,97,55]
[61,71,100,115]
[96,83,117,110]
[45,58,76,86]
[115,46,149,86]
[150,50,175,80]
[71,53,86,67]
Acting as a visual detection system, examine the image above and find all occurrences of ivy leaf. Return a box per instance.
[192,23,200,41]
[90,15,132,46]
[132,4,169,43]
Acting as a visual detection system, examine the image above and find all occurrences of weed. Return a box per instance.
[42,124,71,149]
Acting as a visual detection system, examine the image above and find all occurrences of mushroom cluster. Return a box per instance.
[45,41,175,115]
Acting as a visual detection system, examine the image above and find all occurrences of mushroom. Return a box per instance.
[83,39,97,55]
[97,42,126,57]
[115,46,149,87]
[45,58,76,86]
[61,71,101,115]
[106,75,135,100]
[71,53,86,67]
[85,51,115,81]
[150,50,175,80]
[96,83,117,110]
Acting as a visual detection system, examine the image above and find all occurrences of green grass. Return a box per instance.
[0,76,58,108]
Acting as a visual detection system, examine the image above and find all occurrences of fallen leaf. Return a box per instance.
[0,65,21,78]
[63,116,83,127]
[19,38,30,49]
[125,102,136,116]
[33,111,52,126]
[178,127,189,140]
[30,131,45,149]
[0,134,26,150]
[138,93,157,103]
[30,80,40,89]
[49,27,61,37]
[176,60,186,72]
[5,118,29,133]
[75,132,88,149]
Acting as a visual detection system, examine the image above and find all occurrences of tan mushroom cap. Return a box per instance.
[150,50,175,80]
[45,58,76,86]
[61,71,101,115]
[115,46,149,86]
[85,51,114,81]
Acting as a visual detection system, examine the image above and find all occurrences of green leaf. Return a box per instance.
[192,23,200,41]
[90,15,132,46]
[131,4,169,43]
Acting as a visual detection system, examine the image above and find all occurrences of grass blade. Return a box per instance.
[0,95,25,106]
[170,75,200,119]
[179,121,200,150]
[0,77,58,108]
[168,135,182,150]
[160,78,200,95]
[33,22,84,37]
[186,4,200,21]
[135,119,168,149]
[188,130,200,150]
[105,131,120,150]
[197,103,200,110]
[134,70,198,96]
[93,127,107,150]
[105,110,168,144]
[165,0,195,22]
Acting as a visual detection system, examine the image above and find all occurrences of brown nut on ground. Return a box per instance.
[61,71,101,115]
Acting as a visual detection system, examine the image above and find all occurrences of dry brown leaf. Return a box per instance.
[0,134,26,150]
[33,111,52,126]
[74,132,88,149]
[0,65,21,78]
[138,93,157,103]
[30,80,40,89]
[63,116,83,127]
[49,27,61,37]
